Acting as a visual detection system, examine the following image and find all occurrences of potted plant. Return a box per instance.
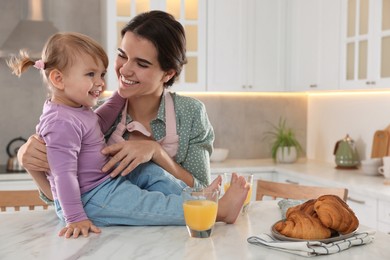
[264,118,303,163]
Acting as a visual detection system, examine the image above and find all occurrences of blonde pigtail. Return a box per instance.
[6,50,37,77]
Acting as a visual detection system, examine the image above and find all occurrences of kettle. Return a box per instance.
[6,137,27,172]
[333,134,359,169]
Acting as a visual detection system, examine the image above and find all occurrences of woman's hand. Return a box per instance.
[101,140,160,177]
[59,219,101,239]
[17,134,50,172]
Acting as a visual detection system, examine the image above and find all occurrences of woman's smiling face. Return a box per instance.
[115,31,174,99]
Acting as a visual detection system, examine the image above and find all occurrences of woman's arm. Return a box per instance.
[101,140,195,187]
[17,135,53,200]
[29,169,53,201]
[17,135,50,172]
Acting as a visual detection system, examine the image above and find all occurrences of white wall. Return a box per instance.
[307,91,390,163]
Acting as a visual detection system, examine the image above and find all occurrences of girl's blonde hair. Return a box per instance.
[7,32,109,86]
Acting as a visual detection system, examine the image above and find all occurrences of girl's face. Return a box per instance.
[115,31,175,99]
[51,53,106,108]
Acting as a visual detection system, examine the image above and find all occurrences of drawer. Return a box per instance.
[377,221,390,235]
[347,192,377,229]
[378,200,390,224]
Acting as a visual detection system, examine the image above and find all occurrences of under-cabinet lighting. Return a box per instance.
[102,90,390,99]
[307,90,390,97]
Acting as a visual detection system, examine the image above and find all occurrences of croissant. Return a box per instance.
[286,199,317,219]
[275,211,332,240]
[314,195,359,234]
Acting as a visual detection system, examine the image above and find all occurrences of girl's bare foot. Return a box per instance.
[216,173,249,224]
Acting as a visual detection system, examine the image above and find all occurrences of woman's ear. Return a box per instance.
[163,69,176,83]
[48,69,65,90]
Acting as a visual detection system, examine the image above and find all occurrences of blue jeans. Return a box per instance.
[55,162,187,226]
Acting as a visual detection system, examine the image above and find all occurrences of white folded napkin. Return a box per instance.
[247,231,375,257]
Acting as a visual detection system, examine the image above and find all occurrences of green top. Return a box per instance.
[105,92,215,188]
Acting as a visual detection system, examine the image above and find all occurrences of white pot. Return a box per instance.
[276,146,298,164]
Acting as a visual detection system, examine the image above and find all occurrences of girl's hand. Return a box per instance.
[17,134,50,172]
[101,140,159,177]
[59,219,101,239]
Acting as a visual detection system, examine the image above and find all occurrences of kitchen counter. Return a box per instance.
[0,201,388,260]
[210,159,390,201]
[2,159,390,199]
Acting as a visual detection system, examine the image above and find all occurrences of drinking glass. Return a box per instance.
[223,172,253,213]
[182,187,219,238]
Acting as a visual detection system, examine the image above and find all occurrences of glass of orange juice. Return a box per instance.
[182,187,220,238]
[223,172,253,213]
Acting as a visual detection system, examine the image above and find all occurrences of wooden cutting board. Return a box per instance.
[371,130,389,158]
[386,125,390,156]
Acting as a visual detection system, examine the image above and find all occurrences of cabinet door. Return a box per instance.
[206,0,246,91]
[207,0,286,92]
[103,0,206,92]
[287,0,341,91]
[249,0,286,91]
[347,191,377,229]
[340,0,390,89]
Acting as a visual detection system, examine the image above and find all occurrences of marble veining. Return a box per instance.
[0,201,389,260]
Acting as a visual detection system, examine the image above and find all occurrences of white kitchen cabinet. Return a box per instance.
[206,0,286,92]
[275,172,324,186]
[286,0,341,91]
[347,191,377,229]
[340,0,390,89]
[377,199,390,234]
[102,0,207,92]
[377,221,390,235]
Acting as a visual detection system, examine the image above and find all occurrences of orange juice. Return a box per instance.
[183,200,218,231]
[243,185,253,206]
[224,183,252,206]
[223,183,230,192]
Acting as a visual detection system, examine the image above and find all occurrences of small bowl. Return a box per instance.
[210,148,229,162]
[360,158,382,176]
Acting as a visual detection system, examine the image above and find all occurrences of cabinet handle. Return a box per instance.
[285,179,299,185]
[366,81,371,85]
[309,84,317,88]
[347,197,366,204]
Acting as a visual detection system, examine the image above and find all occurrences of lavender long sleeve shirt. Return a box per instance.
[36,92,125,223]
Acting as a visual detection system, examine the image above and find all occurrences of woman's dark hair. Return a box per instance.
[121,10,187,87]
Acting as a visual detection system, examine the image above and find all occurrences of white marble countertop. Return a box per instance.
[0,201,388,260]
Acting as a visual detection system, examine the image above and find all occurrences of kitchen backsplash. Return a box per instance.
[190,93,307,159]
[307,92,390,164]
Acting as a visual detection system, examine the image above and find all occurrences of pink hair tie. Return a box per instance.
[34,60,45,70]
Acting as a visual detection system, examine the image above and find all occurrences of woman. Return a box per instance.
[20,11,213,194]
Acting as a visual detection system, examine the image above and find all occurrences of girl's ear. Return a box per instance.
[163,69,176,83]
[48,69,65,90]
